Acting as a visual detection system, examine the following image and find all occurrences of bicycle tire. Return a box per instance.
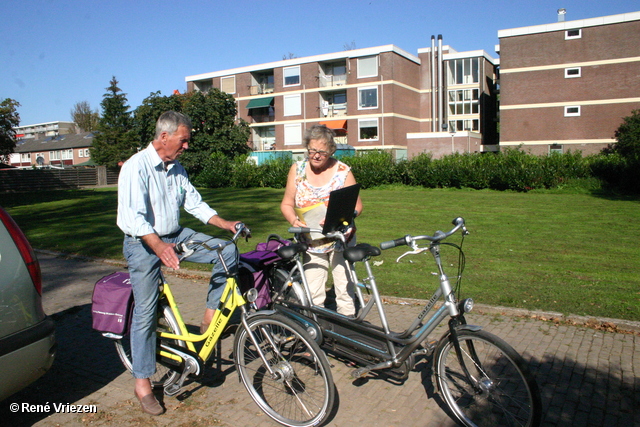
[433,329,542,427]
[233,313,335,427]
[114,302,185,389]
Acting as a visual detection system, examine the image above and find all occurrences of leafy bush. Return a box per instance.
[258,156,291,189]
[192,151,232,188]
[590,153,640,193]
[341,150,398,189]
[230,155,261,188]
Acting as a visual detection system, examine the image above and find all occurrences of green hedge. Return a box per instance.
[190,148,635,193]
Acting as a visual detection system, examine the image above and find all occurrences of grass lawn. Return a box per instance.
[2,185,639,322]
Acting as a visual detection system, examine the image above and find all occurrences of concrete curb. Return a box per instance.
[37,249,640,335]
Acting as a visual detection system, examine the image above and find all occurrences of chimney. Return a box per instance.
[557,8,566,22]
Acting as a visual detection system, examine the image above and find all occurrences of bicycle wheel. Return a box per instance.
[433,329,542,427]
[233,313,334,427]
[114,302,185,389]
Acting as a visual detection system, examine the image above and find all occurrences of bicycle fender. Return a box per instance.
[436,324,483,343]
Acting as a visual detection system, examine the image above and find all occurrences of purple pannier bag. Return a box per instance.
[91,272,134,337]
[238,236,292,309]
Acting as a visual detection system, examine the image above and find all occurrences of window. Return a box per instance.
[565,28,582,40]
[78,149,84,158]
[358,118,378,141]
[194,79,212,92]
[357,56,377,78]
[358,87,378,109]
[447,58,480,85]
[49,151,60,160]
[565,67,581,78]
[283,66,300,86]
[550,144,563,154]
[448,89,479,115]
[21,153,31,162]
[564,106,581,117]
[283,94,301,116]
[61,149,73,160]
[284,123,302,145]
[449,119,479,132]
[220,76,236,94]
[84,149,90,157]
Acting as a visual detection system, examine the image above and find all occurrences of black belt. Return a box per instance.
[125,228,182,239]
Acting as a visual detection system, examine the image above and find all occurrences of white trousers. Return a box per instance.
[304,250,355,316]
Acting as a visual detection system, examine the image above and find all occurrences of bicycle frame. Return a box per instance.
[157,275,246,365]
[272,219,474,377]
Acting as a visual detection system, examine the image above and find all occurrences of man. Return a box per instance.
[117,111,241,415]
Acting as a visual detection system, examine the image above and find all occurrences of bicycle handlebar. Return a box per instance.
[175,223,251,259]
[380,217,468,250]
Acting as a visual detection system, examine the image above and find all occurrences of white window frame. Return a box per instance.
[549,144,563,154]
[283,66,300,87]
[565,28,582,40]
[283,94,302,116]
[564,67,581,78]
[358,118,379,141]
[357,56,378,78]
[78,149,84,158]
[61,149,73,160]
[21,153,31,162]
[84,149,90,157]
[49,151,60,160]
[358,86,378,110]
[564,106,581,117]
[220,76,236,94]
[284,123,302,146]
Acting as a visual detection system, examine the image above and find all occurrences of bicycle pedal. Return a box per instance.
[164,384,182,397]
[351,367,369,379]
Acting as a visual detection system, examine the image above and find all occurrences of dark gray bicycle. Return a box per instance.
[269,217,542,427]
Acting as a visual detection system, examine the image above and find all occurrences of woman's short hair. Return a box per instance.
[303,125,337,154]
[155,111,192,139]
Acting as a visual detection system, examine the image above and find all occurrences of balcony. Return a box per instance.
[319,74,347,88]
[320,103,347,118]
[249,83,274,95]
[253,137,276,151]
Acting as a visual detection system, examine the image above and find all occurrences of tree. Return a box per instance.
[128,88,250,180]
[181,89,250,177]
[70,101,99,132]
[91,77,137,167]
[612,109,640,159]
[0,98,20,164]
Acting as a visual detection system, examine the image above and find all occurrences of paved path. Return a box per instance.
[1,252,638,426]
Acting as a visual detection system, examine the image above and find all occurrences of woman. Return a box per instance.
[280,125,363,316]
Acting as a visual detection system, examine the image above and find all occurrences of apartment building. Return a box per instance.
[498,10,640,155]
[14,121,75,140]
[186,43,498,160]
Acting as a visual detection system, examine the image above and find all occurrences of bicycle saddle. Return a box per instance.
[343,244,381,262]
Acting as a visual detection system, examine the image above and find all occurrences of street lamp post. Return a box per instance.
[450,128,456,153]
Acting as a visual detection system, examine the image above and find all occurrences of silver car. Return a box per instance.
[0,206,56,401]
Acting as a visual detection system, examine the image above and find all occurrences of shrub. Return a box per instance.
[341,150,398,189]
[192,152,232,188]
[258,156,291,189]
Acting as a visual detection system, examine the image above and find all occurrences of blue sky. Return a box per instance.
[2,0,638,126]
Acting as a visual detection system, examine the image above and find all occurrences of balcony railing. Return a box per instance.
[320,103,347,118]
[319,74,347,88]
[249,83,275,95]
[250,113,275,123]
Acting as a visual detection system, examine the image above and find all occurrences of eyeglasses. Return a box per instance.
[307,149,330,158]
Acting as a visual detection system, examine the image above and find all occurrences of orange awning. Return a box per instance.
[319,120,347,130]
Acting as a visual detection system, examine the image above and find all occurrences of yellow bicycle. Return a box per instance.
[114,224,335,427]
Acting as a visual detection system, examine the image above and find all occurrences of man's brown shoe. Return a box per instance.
[135,391,164,416]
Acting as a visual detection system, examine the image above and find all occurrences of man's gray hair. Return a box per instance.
[155,111,192,139]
